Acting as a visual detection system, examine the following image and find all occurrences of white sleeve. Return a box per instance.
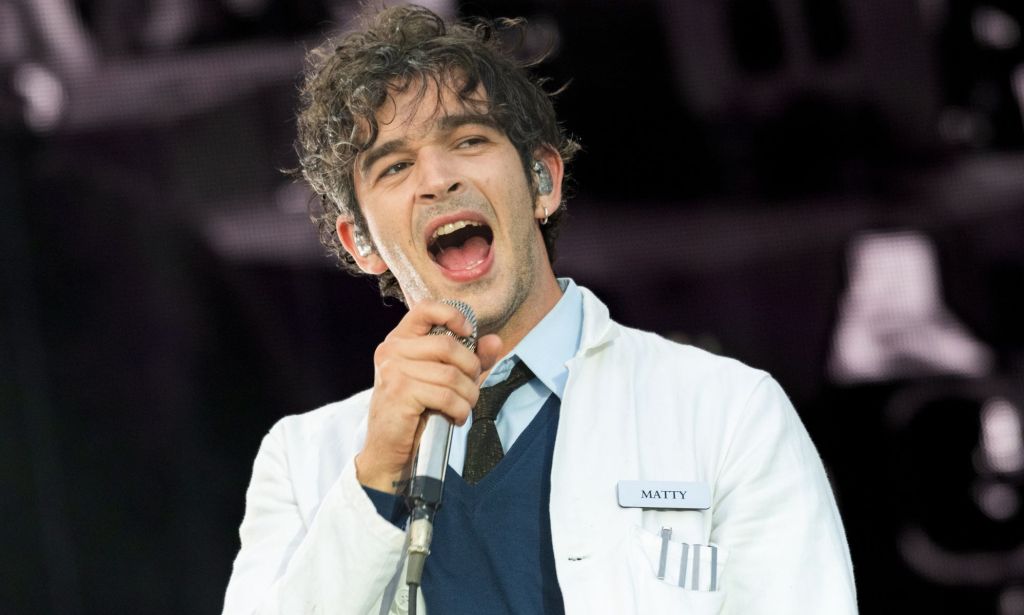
[713,376,858,615]
[222,420,408,615]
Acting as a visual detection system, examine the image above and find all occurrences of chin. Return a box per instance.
[473,287,531,337]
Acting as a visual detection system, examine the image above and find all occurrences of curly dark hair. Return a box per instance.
[295,4,579,301]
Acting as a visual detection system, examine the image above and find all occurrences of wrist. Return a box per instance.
[355,452,405,494]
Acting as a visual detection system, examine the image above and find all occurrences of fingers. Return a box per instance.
[390,299,477,341]
[375,334,482,381]
[357,300,491,492]
[378,358,480,424]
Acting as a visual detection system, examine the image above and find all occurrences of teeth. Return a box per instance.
[431,220,481,241]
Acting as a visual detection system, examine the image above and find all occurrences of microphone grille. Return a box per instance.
[429,299,477,351]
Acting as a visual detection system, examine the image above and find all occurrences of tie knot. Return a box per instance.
[474,360,534,422]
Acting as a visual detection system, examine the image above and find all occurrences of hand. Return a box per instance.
[355,300,503,493]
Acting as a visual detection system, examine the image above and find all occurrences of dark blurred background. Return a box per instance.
[3,0,1024,613]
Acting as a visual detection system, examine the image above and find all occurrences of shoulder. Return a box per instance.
[569,317,780,462]
[575,284,768,395]
[271,388,373,440]
[261,389,374,477]
[596,322,789,461]
[247,389,375,514]
[606,322,770,395]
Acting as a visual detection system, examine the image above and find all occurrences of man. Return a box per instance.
[223,5,857,614]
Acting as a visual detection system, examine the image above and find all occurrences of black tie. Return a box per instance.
[463,360,535,485]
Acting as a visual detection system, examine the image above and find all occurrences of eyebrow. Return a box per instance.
[358,113,502,178]
[360,139,407,178]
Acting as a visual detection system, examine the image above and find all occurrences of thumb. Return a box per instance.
[475,334,504,375]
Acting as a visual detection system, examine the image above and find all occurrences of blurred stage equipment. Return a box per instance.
[656,0,937,148]
[887,380,1024,615]
[828,230,994,383]
[938,1,1024,148]
[1,0,321,135]
[0,0,94,132]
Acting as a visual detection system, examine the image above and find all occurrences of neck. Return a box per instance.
[491,272,563,356]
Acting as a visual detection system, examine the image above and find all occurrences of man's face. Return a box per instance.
[340,79,563,339]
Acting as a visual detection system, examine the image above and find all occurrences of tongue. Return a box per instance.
[435,235,490,271]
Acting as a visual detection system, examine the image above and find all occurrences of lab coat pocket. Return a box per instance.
[628,525,728,613]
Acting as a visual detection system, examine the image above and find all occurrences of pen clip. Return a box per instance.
[657,526,672,580]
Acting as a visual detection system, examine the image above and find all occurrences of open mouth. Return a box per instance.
[427,220,494,272]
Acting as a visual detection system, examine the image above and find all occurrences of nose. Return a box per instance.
[415,149,463,202]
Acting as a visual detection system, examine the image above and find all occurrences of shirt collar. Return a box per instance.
[482,278,583,399]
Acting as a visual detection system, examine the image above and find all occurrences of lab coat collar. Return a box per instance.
[576,286,619,357]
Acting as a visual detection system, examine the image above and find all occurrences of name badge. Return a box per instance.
[616,480,711,510]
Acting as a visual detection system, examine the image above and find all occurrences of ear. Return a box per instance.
[532,145,565,221]
[336,217,389,275]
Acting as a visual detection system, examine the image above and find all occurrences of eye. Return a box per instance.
[457,136,487,149]
[379,161,411,179]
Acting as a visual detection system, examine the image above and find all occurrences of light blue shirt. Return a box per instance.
[447,278,583,475]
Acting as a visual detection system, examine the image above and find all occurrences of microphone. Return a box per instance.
[405,299,477,591]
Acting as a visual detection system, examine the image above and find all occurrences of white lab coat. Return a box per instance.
[223,287,858,614]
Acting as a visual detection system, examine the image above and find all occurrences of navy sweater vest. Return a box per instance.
[422,394,564,614]
[365,394,565,614]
